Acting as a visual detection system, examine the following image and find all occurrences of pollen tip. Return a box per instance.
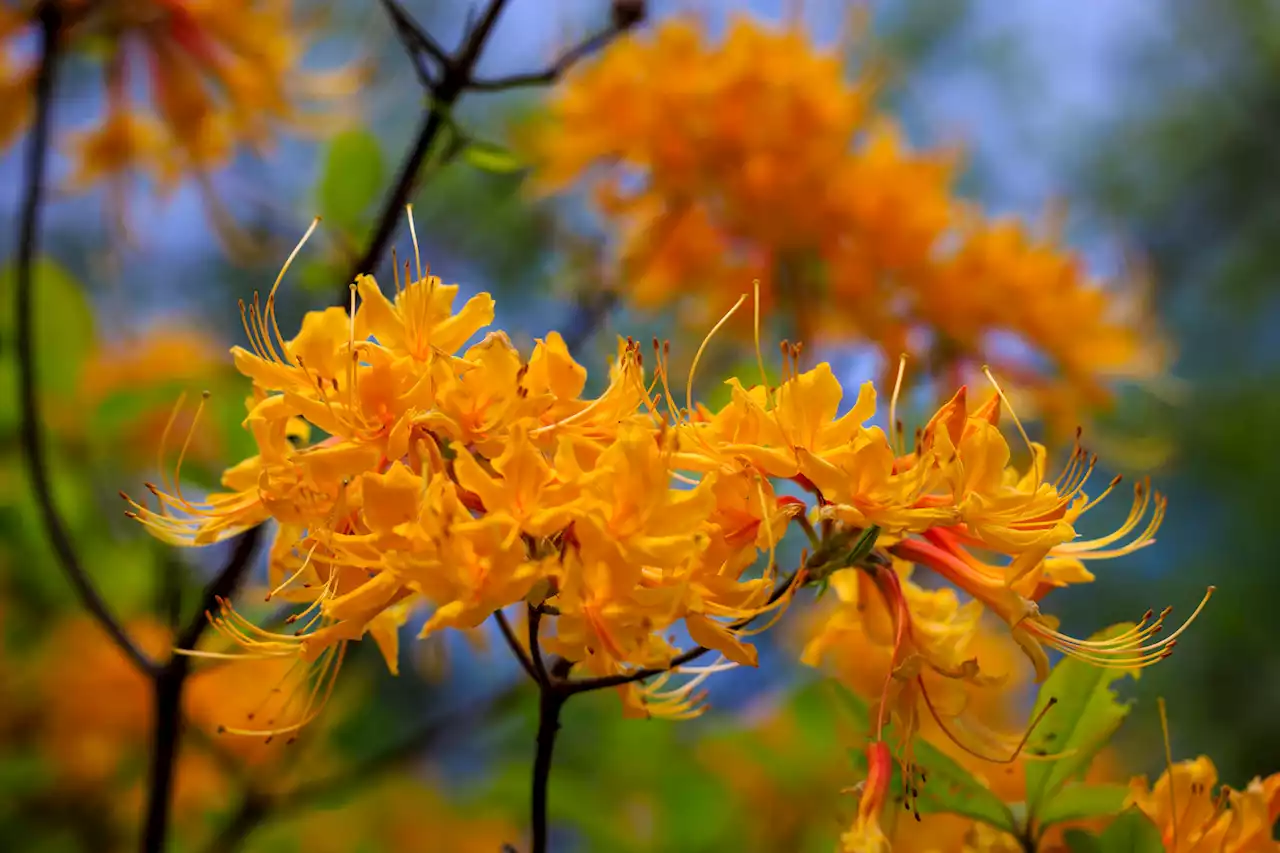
[201,390,211,400]
[1110,474,1123,486]
[124,511,138,519]
[216,725,226,734]
[117,490,129,500]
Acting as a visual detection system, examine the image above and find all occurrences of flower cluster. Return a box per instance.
[125,234,1203,753]
[530,16,1161,421]
[1129,756,1280,853]
[1,0,359,230]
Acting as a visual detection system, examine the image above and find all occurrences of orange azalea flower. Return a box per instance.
[1129,757,1280,853]
[124,230,1197,737]
[534,14,1161,423]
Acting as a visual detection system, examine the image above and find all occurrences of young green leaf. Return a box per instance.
[829,681,872,731]
[1037,784,1130,831]
[1095,808,1165,852]
[908,736,1018,832]
[1063,828,1104,853]
[318,128,386,236]
[0,257,94,398]
[462,140,525,174]
[1024,624,1139,816]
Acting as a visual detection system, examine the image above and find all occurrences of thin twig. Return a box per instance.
[495,608,538,682]
[142,528,261,853]
[527,604,550,687]
[376,0,448,81]
[469,25,618,90]
[14,0,156,678]
[338,0,638,306]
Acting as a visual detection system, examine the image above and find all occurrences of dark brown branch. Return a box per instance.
[338,0,638,307]
[530,688,564,853]
[495,608,538,682]
[14,0,156,678]
[142,528,261,853]
[376,0,448,82]
[454,0,511,71]
[469,25,619,91]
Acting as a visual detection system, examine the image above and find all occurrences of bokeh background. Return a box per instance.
[0,0,1272,850]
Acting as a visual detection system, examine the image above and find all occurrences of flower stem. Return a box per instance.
[15,0,157,678]
[531,687,565,853]
[141,528,260,853]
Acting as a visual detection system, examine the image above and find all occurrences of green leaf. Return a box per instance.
[0,257,94,399]
[1063,828,1104,853]
[318,129,386,235]
[1024,624,1139,816]
[843,525,881,566]
[462,139,525,174]
[1038,784,1131,830]
[908,737,1018,832]
[1096,808,1165,853]
[829,681,872,731]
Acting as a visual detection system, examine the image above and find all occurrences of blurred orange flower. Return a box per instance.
[1,0,363,237]
[75,323,229,468]
[533,15,1163,424]
[32,615,332,838]
[260,777,519,853]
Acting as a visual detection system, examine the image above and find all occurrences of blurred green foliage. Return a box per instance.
[1081,0,1280,782]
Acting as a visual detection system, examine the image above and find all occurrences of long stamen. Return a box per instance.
[1159,696,1179,850]
[238,299,269,361]
[919,676,1060,764]
[982,365,1041,490]
[687,294,747,417]
[752,279,771,400]
[1030,588,1213,667]
[155,391,189,499]
[168,391,210,511]
[266,541,320,601]
[406,205,423,283]
[265,217,321,366]
[889,354,907,457]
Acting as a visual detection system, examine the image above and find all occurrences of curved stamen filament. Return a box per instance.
[155,391,188,499]
[687,294,747,417]
[889,354,907,458]
[982,364,1042,491]
[919,675,1061,764]
[1027,587,1213,667]
[264,217,321,367]
[1055,490,1166,559]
